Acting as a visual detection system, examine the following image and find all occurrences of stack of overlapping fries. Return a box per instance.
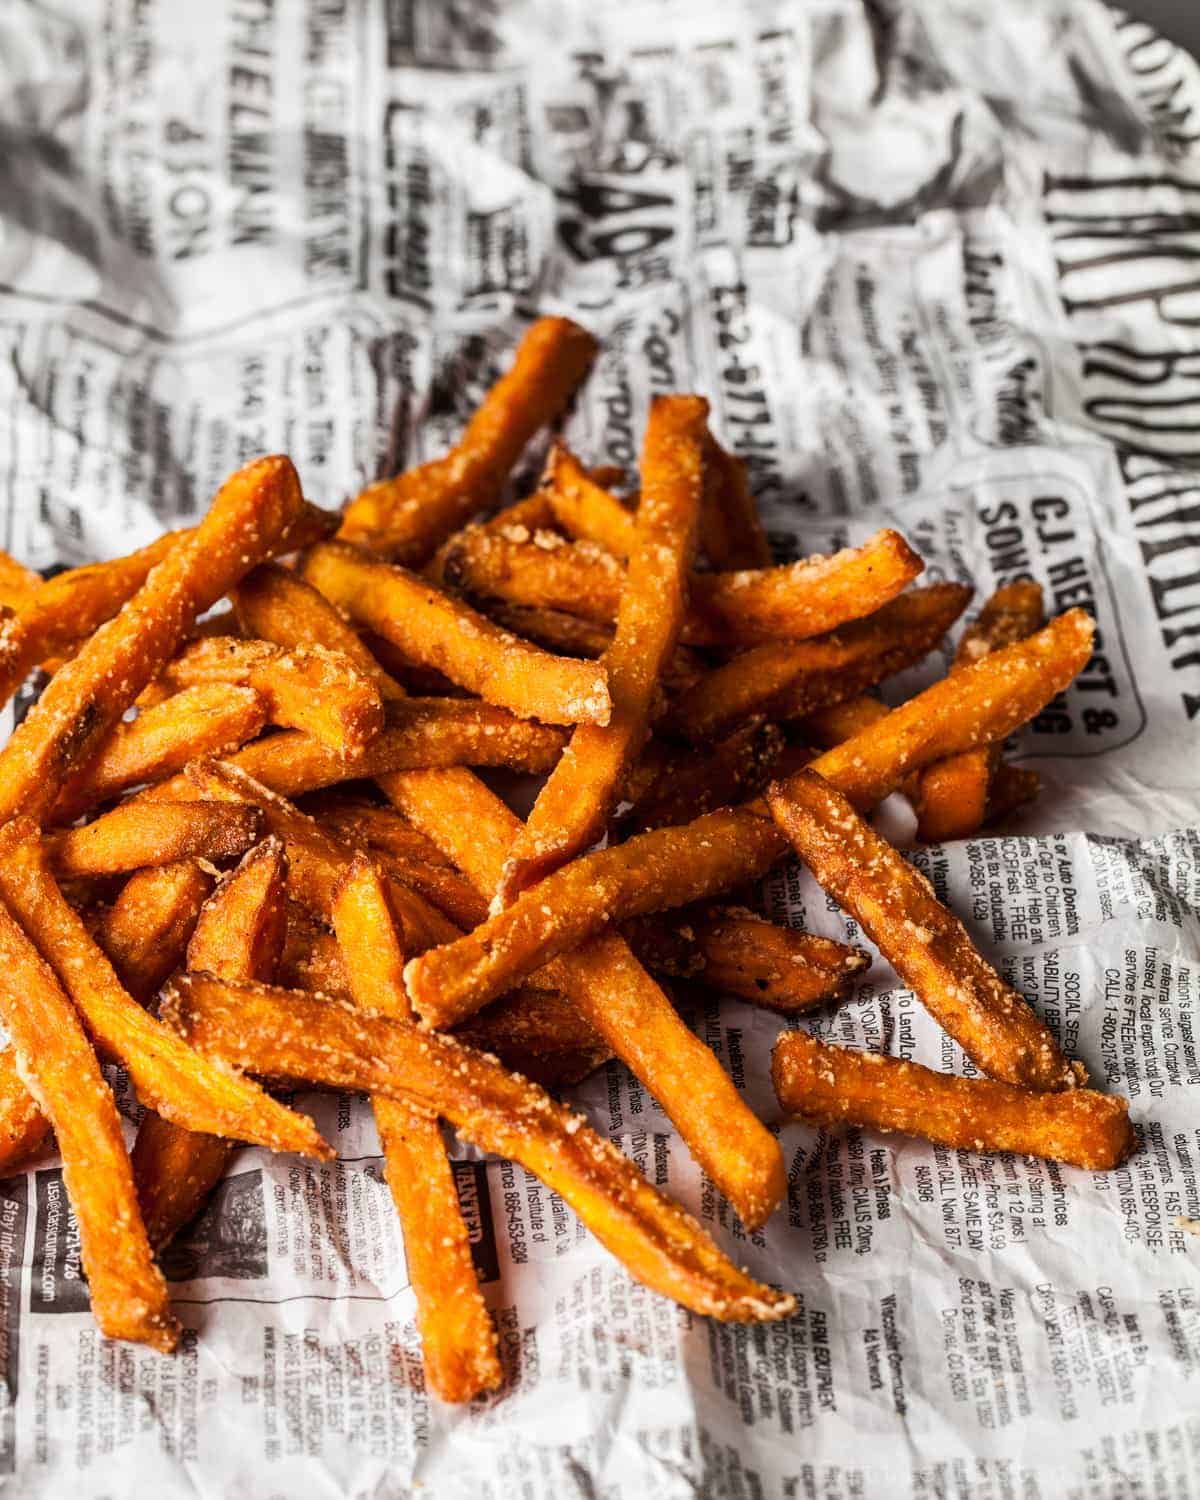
[0,316,1134,1399]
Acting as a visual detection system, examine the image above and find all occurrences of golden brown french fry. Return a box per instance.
[497,395,705,900]
[47,800,261,877]
[0,456,307,823]
[232,562,407,701]
[164,974,795,1323]
[0,818,331,1155]
[0,897,177,1349]
[623,720,784,834]
[772,1030,1133,1169]
[541,444,636,556]
[53,684,269,820]
[303,541,611,726]
[698,435,773,570]
[445,525,924,647]
[764,770,1075,1090]
[162,637,384,756]
[0,1048,52,1173]
[96,860,215,1004]
[339,317,598,564]
[668,584,971,742]
[333,858,502,1403]
[915,582,1045,842]
[133,838,290,1249]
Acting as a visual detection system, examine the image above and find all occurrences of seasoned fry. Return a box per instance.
[304,541,611,726]
[279,904,349,996]
[772,1031,1133,1170]
[497,395,705,900]
[669,584,971,742]
[233,562,407,701]
[0,1048,52,1174]
[447,525,923,646]
[162,637,384,756]
[627,906,869,1013]
[0,818,330,1155]
[915,582,1045,841]
[164,974,795,1323]
[384,767,786,1229]
[340,317,597,564]
[0,898,177,1349]
[53,684,268,820]
[698,435,773,570]
[48,800,261,877]
[133,838,290,1249]
[96,860,215,1004]
[542,444,636,556]
[333,858,502,1403]
[623,720,784,834]
[765,770,1075,1090]
[0,456,307,823]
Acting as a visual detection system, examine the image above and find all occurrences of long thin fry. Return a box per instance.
[542,444,636,556]
[304,541,611,726]
[48,800,261,877]
[340,317,598,563]
[96,860,215,1004]
[333,858,502,1403]
[497,394,705,900]
[772,1031,1133,1169]
[698,434,773,569]
[764,770,1076,1090]
[0,898,177,1349]
[164,974,795,1323]
[0,455,307,822]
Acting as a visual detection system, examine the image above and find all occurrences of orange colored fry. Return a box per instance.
[47,800,261,877]
[698,435,773,570]
[764,770,1075,1091]
[623,720,784,834]
[304,541,611,726]
[772,1030,1133,1169]
[497,395,705,900]
[164,974,795,1323]
[541,444,636,557]
[458,987,613,1089]
[0,897,177,1349]
[96,860,216,1004]
[0,456,307,823]
[333,858,502,1403]
[278,904,349,996]
[0,1047,52,1172]
[0,549,42,609]
[340,317,598,564]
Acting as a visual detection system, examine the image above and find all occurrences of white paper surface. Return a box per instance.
[0,1,1198,1494]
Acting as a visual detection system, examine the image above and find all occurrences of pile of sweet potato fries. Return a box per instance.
[0,316,1133,1399]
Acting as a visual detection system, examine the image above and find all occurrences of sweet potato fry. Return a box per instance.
[232,562,407,701]
[96,860,215,1004]
[0,818,330,1155]
[764,770,1075,1090]
[698,435,773,570]
[0,456,307,823]
[133,838,290,1249]
[497,395,705,900]
[163,974,795,1323]
[53,684,268,820]
[447,525,923,646]
[0,1048,52,1173]
[627,906,869,1013]
[304,541,611,726]
[0,549,42,609]
[0,897,177,1349]
[915,583,1044,841]
[458,987,613,1089]
[800,695,890,747]
[303,794,456,869]
[623,720,784,834]
[542,444,636,556]
[162,637,384,756]
[668,584,971,742]
[48,800,261,877]
[333,858,502,1403]
[772,1031,1133,1169]
[339,317,598,564]
[278,904,349,997]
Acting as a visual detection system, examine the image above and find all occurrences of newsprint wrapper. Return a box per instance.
[0,0,1198,1494]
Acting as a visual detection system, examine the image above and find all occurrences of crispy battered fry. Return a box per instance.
[541,444,636,556]
[0,898,177,1348]
[497,395,705,900]
[669,584,971,742]
[133,838,290,1249]
[698,435,773,570]
[0,1047,52,1174]
[233,562,407,701]
[333,858,502,1403]
[0,818,330,1154]
[163,637,384,756]
[0,456,307,823]
[164,974,795,1323]
[96,860,215,1004]
[53,684,268,820]
[304,541,611,726]
[765,770,1075,1090]
[623,720,784,834]
[340,317,598,563]
[772,1031,1133,1169]
[48,800,261,877]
